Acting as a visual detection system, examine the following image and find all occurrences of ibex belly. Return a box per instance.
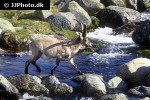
[42,46,71,60]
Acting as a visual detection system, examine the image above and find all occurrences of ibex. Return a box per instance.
[25,20,92,75]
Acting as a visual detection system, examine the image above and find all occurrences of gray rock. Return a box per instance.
[47,12,78,31]
[7,74,49,96]
[42,75,60,86]
[0,75,19,99]
[132,20,150,46]
[34,10,52,21]
[126,0,138,10]
[72,74,103,83]
[117,58,150,84]
[107,76,127,93]
[75,0,105,15]
[60,1,91,25]
[102,0,125,7]
[81,75,106,97]
[99,6,140,28]
[0,18,15,32]
[100,93,128,100]
[47,83,73,95]
[128,86,150,97]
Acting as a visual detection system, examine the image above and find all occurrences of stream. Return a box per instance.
[0,13,150,99]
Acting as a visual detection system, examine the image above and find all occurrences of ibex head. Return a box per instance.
[75,19,92,48]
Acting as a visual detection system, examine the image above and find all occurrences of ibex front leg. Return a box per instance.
[51,58,60,75]
[69,58,83,75]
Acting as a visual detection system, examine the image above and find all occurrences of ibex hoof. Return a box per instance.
[25,71,29,74]
[78,71,84,75]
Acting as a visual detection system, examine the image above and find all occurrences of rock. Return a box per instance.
[47,83,73,95]
[145,73,150,86]
[7,74,49,96]
[0,75,19,99]
[72,74,103,83]
[0,18,15,32]
[107,76,127,93]
[34,10,52,21]
[42,75,60,86]
[101,0,125,7]
[47,12,78,31]
[60,1,91,25]
[128,86,150,97]
[100,93,128,100]
[42,75,73,95]
[117,58,150,84]
[98,6,140,28]
[126,0,138,10]
[74,0,105,15]
[132,20,150,46]
[81,75,106,97]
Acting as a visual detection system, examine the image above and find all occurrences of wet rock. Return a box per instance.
[98,6,140,28]
[34,10,52,21]
[128,86,150,97]
[107,76,127,93]
[81,75,106,97]
[100,93,128,100]
[47,83,73,95]
[132,20,150,46]
[117,58,150,84]
[0,75,19,99]
[42,75,73,95]
[72,74,103,83]
[42,75,60,86]
[126,0,138,10]
[101,0,125,7]
[0,18,15,32]
[60,1,91,25]
[7,74,49,96]
[74,0,105,15]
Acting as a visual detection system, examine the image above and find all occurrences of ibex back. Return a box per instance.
[25,20,92,75]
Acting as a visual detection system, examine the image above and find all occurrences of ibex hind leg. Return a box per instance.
[69,58,83,75]
[51,58,60,75]
[25,51,42,74]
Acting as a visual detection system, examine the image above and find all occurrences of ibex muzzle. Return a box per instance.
[25,20,92,75]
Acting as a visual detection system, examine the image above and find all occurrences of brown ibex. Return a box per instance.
[25,20,92,75]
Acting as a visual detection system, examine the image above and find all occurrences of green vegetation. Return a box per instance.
[144,2,150,8]
[137,46,150,58]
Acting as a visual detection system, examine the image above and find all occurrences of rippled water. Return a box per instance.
[0,26,139,99]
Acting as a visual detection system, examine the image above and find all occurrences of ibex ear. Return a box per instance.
[82,24,87,38]
[76,32,83,40]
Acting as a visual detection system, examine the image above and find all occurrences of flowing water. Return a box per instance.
[0,13,150,99]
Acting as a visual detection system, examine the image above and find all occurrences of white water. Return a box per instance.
[87,27,137,65]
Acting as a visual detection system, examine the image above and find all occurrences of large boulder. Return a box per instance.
[101,0,125,7]
[107,76,127,93]
[42,76,73,96]
[74,0,105,15]
[117,58,150,84]
[60,1,91,25]
[7,74,49,96]
[47,12,79,31]
[132,20,150,46]
[0,75,19,99]
[128,86,150,97]
[100,93,128,100]
[98,6,140,28]
[0,18,15,32]
[81,75,106,97]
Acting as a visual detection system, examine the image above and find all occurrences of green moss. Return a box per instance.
[137,46,150,58]
[144,2,150,8]
[82,47,93,54]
